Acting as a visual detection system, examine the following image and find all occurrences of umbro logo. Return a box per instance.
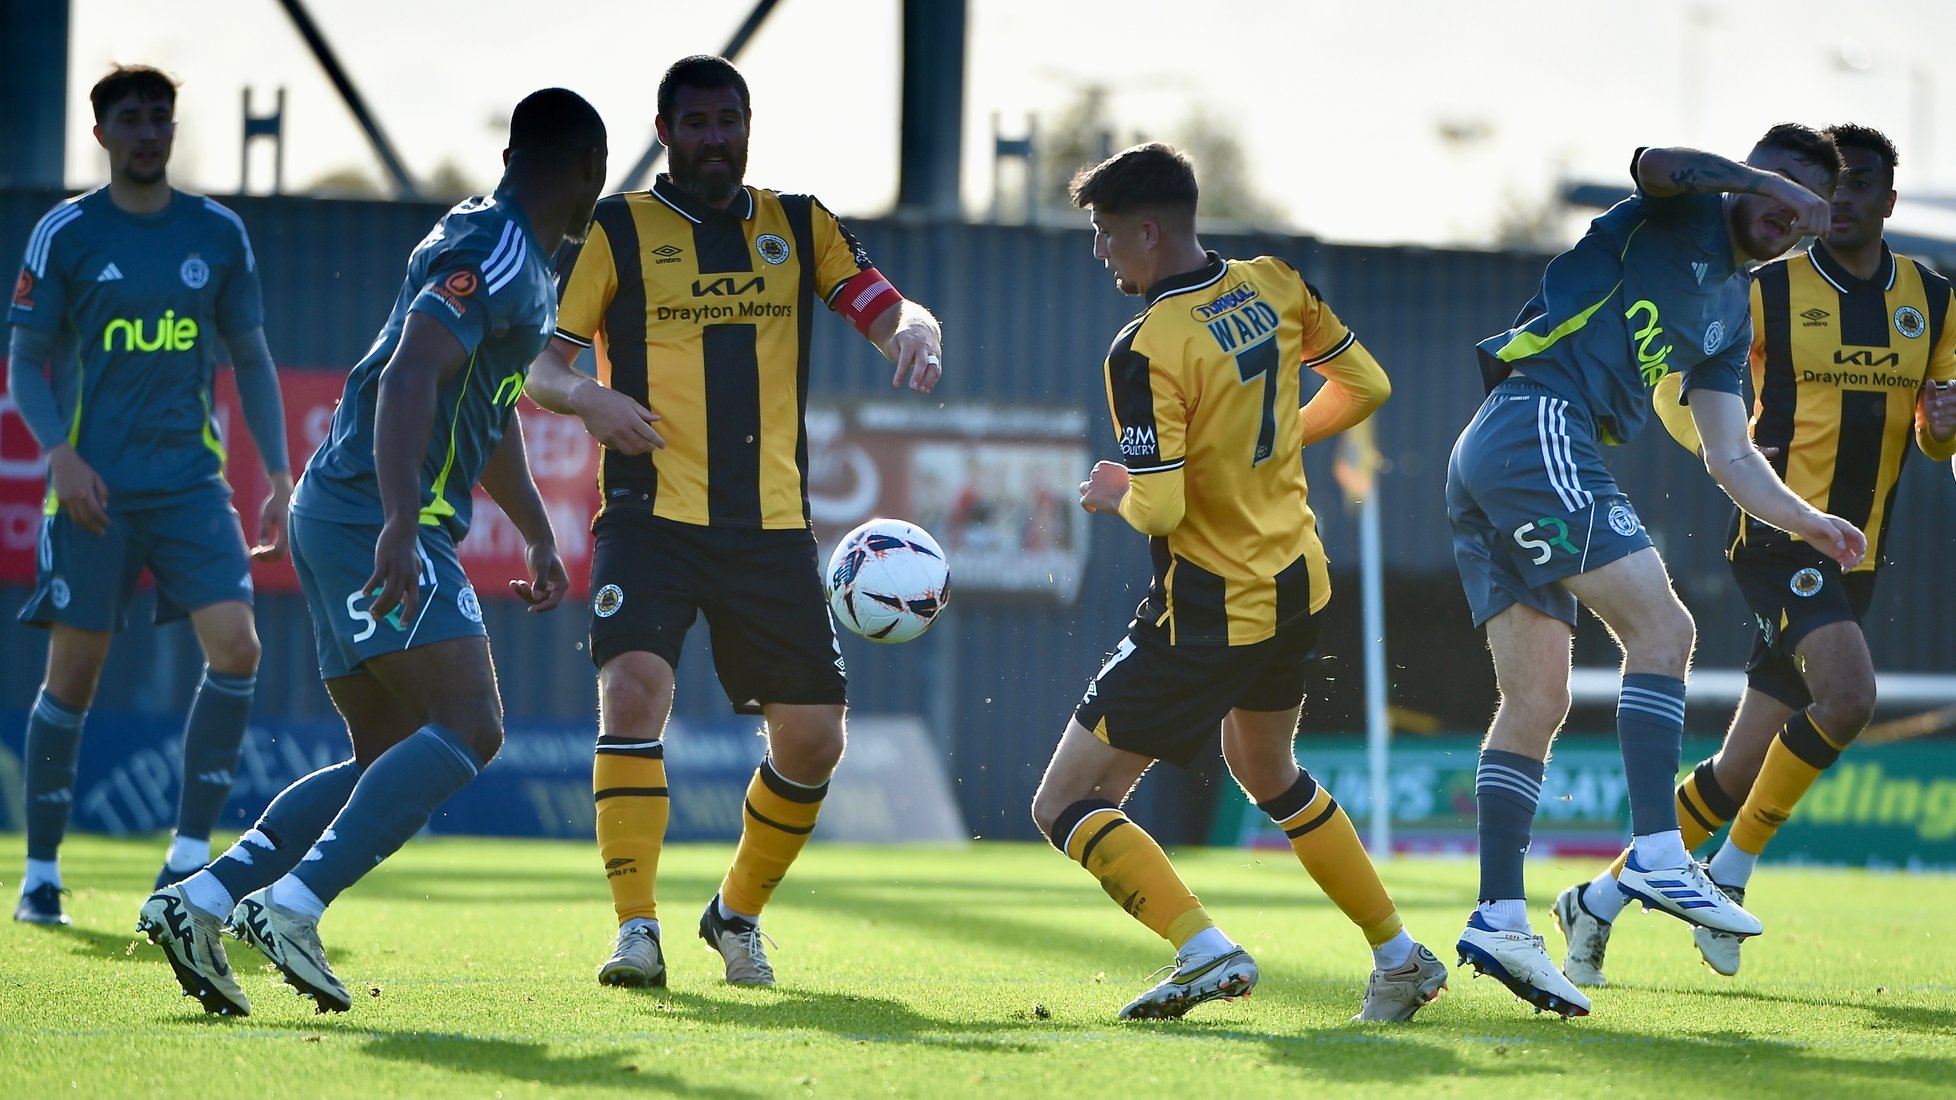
[604,858,634,870]
[1690,261,1709,284]
[651,244,683,265]
[96,263,124,282]
[1801,307,1831,328]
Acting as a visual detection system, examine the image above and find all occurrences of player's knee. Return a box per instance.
[1623,603,1694,674]
[453,720,504,767]
[1498,682,1571,734]
[598,658,674,738]
[204,629,262,676]
[770,717,844,780]
[1813,681,1876,743]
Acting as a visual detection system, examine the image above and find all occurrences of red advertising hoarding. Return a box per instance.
[2,365,1090,605]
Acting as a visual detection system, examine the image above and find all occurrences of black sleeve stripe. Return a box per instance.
[1303,330,1356,367]
[554,328,593,348]
[1126,459,1184,475]
[1914,259,1950,352]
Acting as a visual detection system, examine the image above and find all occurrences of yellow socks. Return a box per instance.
[1050,799,1213,949]
[719,758,828,919]
[1258,770,1402,947]
[1729,712,1849,856]
[594,736,670,924]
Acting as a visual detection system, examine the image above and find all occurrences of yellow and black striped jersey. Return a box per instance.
[1105,253,1390,646]
[1655,242,1956,569]
[555,176,880,528]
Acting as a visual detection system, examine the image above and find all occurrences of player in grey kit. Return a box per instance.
[137,88,606,1017]
[1446,125,1866,1017]
[8,65,291,925]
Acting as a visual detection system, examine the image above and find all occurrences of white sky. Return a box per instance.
[62,0,1956,246]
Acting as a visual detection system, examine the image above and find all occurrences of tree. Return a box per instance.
[303,165,384,199]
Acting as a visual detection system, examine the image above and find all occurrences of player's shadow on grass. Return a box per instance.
[345,1027,761,1099]
[641,986,1070,1044]
[17,919,149,960]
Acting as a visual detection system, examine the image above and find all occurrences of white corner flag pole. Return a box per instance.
[1360,481,1391,856]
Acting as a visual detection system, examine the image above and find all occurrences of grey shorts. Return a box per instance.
[1445,377,1653,627]
[290,510,486,680]
[18,487,253,632]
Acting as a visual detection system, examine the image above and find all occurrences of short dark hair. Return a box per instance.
[90,64,177,123]
[1753,122,1844,191]
[508,87,606,157]
[1824,122,1899,184]
[657,55,750,120]
[1068,142,1199,217]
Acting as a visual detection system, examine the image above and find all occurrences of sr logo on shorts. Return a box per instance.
[1790,568,1824,598]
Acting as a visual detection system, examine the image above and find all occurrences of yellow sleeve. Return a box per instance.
[555,219,617,346]
[1915,283,1956,461]
[1650,370,1702,454]
[1117,469,1185,537]
[1104,325,1187,536]
[1295,287,1390,447]
[812,199,874,303]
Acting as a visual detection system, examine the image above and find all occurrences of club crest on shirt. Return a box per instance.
[756,234,790,265]
[1895,306,1925,339]
[457,585,483,623]
[180,256,209,289]
[1789,567,1824,598]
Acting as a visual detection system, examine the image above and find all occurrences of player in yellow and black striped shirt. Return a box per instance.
[1028,143,1448,1024]
[524,56,943,992]
[1561,125,1956,985]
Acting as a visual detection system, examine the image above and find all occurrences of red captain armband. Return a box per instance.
[830,267,904,336]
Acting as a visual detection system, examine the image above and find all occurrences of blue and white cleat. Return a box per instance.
[1456,912,1591,1018]
[1616,855,1762,937]
[1119,945,1258,1020]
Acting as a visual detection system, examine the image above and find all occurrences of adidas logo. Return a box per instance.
[96,262,124,282]
[1690,261,1708,284]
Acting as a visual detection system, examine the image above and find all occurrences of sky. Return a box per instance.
[59,0,1956,247]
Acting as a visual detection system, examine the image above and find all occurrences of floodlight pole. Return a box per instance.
[275,0,420,198]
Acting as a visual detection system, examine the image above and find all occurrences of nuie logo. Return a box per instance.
[102,310,198,352]
[1624,300,1673,387]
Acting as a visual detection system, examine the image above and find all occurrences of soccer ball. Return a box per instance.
[825,518,950,644]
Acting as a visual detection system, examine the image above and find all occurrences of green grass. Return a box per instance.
[4,836,1953,1099]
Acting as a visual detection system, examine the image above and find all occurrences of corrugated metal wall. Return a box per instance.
[5,188,1952,841]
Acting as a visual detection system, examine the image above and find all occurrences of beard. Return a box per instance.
[668,140,748,206]
[125,159,167,186]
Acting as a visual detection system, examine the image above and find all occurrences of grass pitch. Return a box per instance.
[4,836,1952,1099]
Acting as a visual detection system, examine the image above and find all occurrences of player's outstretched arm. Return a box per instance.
[223,326,295,560]
[479,415,566,614]
[1298,341,1391,448]
[8,325,109,534]
[365,313,469,625]
[1634,147,1830,233]
[523,336,664,454]
[867,300,943,394]
[1689,387,1866,569]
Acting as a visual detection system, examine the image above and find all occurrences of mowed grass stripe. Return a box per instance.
[4,835,1952,1100]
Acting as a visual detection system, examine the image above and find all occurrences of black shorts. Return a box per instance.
[1072,613,1321,767]
[588,510,846,714]
[1730,540,1877,709]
